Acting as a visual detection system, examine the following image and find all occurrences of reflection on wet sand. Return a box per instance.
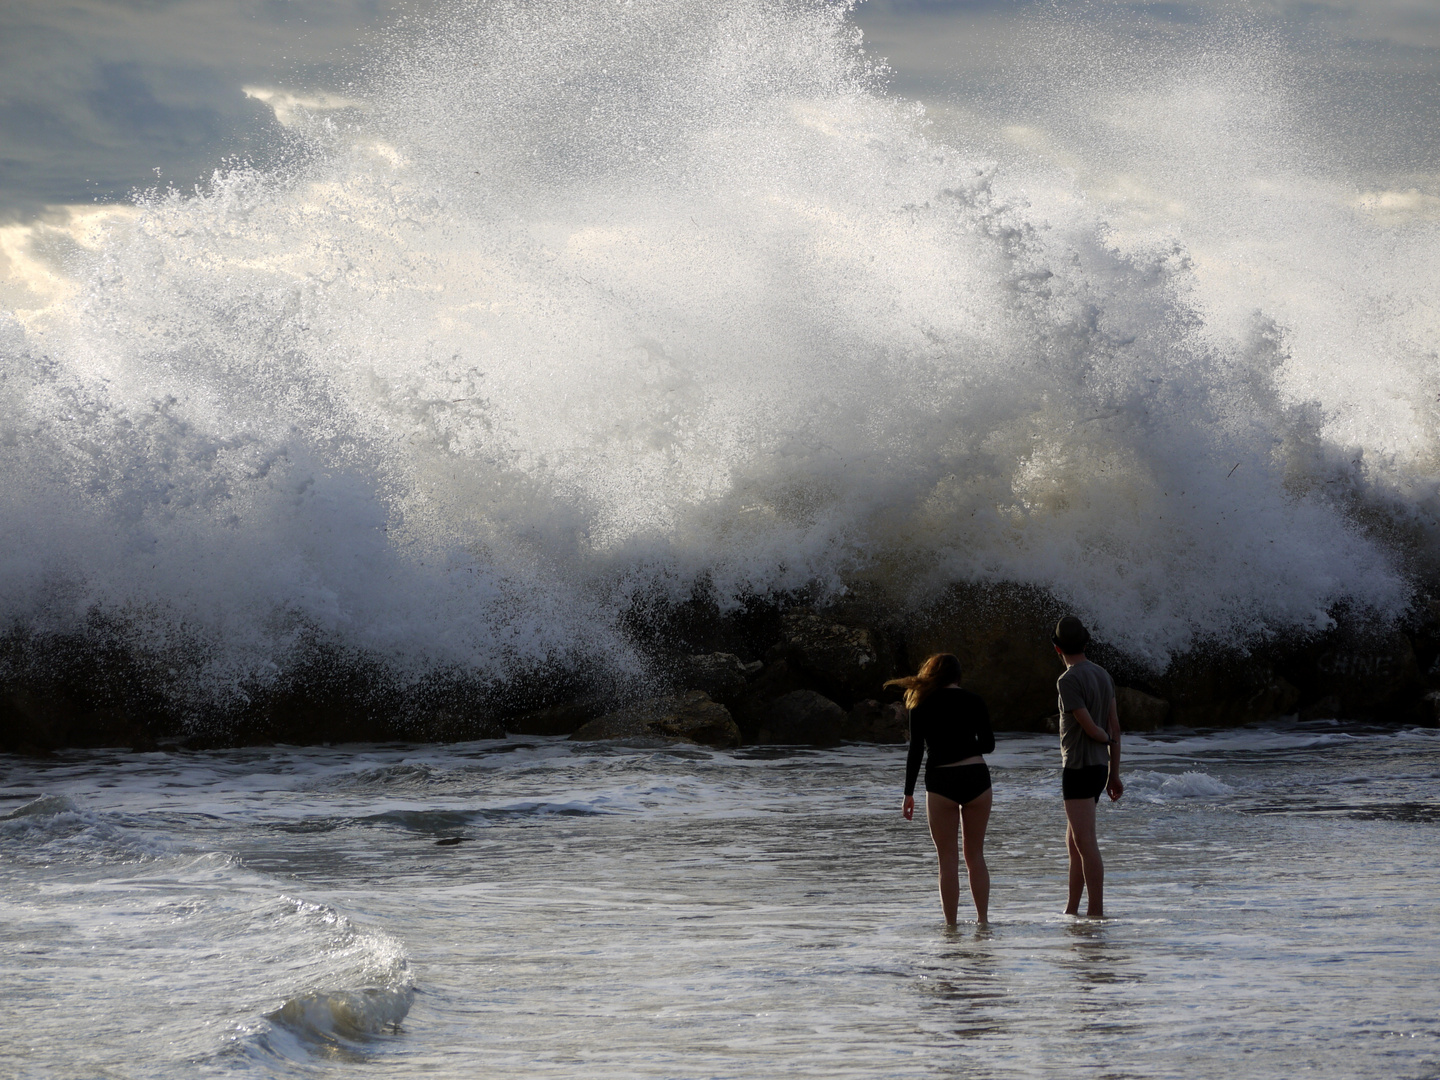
[917,928,1011,1040]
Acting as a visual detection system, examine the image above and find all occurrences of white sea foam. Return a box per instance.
[1125,769,1235,801]
[0,793,181,863]
[0,0,1431,713]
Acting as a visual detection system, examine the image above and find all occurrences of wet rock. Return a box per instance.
[1299,695,1342,721]
[769,611,890,705]
[417,711,508,742]
[1158,656,1300,727]
[681,652,751,704]
[568,710,655,742]
[1300,630,1423,719]
[652,694,742,747]
[1115,687,1169,731]
[756,690,845,747]
[1,688,157,753]
[843,699,909,743]
[507,700,604,736]
[1425,691,1440,727]
[903,584,1064,731]
[730,658,808,741]
[570,691,740,748]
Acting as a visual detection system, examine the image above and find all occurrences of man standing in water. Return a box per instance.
[1052,616,1123,917]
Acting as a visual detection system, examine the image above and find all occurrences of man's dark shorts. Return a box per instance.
[1062,764,1109,803]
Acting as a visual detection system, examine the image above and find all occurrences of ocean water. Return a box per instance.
[3,723,1438,1078]
[2,0,1437,720]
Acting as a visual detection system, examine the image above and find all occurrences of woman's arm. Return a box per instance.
[975,697,996,756]
[902,709,923,817]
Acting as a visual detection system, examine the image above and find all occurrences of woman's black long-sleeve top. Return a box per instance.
[904,687,995,796]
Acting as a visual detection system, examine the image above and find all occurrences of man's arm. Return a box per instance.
[1106,698,1123,801]
[1070,706,1109,745]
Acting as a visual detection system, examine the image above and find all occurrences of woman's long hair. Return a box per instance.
[884,653,962,710]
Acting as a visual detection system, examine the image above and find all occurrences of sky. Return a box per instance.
[0,0,1436,221]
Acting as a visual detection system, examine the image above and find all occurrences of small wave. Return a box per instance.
[1126,769,1234,800]
[268,984,414,1041]
[0,793,80,820]
[363,800,616,833]
[0,793,179,863]
[233,899,414,1065]
[321,763,441,790]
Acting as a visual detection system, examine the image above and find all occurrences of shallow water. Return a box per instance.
[3,722,1438,1078]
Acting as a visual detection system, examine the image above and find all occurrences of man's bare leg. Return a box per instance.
[960,787,992,924]
[1063,797,1104,917]
[1065,826,1085,914]
[926,791,962,925]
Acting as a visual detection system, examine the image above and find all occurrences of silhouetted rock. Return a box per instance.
[508,700,605,736]
[730,658,808,741]
[757,690,845,746]
[1284,629,1422,720]
[769,611,890,705]
[1115,687,1169,731]
[1157,656,1300,727]
[570,691,740,748]
[843,698,908,743]
[903,584,1064,730]
[681,652,751,704]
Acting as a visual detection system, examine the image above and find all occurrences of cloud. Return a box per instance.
[243,86,363,129]
[0,0,410,220]
[1355,188,1440,225]
[1,0,1437,222]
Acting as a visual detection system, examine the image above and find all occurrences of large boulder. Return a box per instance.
[729,658,808,741]
[1155,655,1300,727]
[903,584,1065,731]
[843,699,909,743]
[507,699,605,736]
[769,611,891,706]
[570,691,741,748]
[1282,629,1423,721]
[1,689,156,753]
[1115,687,1170,731]
[755,690,845,747]
[680,652,753,704]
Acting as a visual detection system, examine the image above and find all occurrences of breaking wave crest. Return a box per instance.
[234,898,415,1065]
[1,0,1433,718]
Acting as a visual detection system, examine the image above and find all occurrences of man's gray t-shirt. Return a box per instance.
[1056,660,1115,770]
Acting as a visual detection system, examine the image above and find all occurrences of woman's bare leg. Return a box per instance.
[925,791,961,925]
[1063,797,1104,916]
[959,787,992,923]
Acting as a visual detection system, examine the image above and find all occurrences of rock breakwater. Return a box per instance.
[4,583,1437,753]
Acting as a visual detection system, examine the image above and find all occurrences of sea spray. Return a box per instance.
[0,0,1428,723]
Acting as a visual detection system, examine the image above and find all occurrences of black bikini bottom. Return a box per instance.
[1062,764,1109,803]
[925,763,992,806]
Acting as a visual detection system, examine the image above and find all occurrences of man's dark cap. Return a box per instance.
[1052,616,1091,654]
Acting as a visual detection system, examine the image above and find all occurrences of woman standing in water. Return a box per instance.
[891,654,995,925]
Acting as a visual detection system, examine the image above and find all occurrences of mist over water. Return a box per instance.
[2,0,1435,712]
